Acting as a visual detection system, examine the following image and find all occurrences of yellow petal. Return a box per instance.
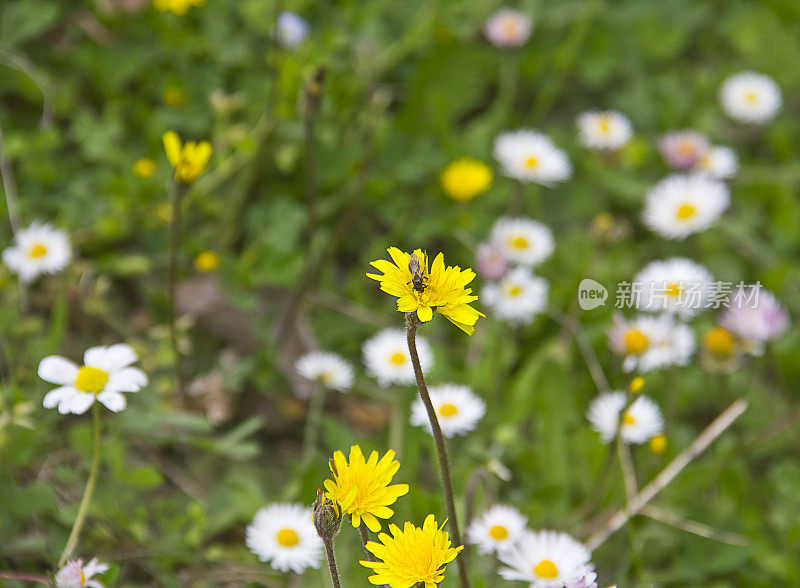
[162,131,182,167]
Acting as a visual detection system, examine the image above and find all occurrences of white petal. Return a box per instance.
[105,367,148,392]
[43,386,76,409]
[38,356,79,385]
[66,392,96,414]
[84,344,138,372]
[97,391,126,412]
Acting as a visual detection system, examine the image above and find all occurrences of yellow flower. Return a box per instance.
[323,445,409,532]
[162,131,212,185]
[703,326,736,357]
[649,433,667,454]
[153,0,205,16]
[194,251,220,272]
[133,158,156,179]
[440,158,493,202]
[360,514,463,588]
[367,248,484,335]
[629,376,645,394]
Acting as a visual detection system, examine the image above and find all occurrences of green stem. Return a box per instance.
[58,403,101,567]
[303,383,327,463]
[406,314,470,588]
[358,522,377,562]
[167,179,185,396]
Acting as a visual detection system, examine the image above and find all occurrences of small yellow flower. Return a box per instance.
[162,131,212,185]
[630,376,645,394]
[194,251,220,272]
[703,326,736,357]
[367,248,484,335]
[649,434,667,454]
[323,445,409,532]
[360,514,463,588]
[440,158,493,202]
[153,0,205,16]
[133,158,156,179]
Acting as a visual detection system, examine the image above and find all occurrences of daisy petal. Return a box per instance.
[84,344,138,372]
[43,386,76,409]
[66,392,95,414]
[97,391,127,412]
[106,367,148,392]
[38,356,79,385]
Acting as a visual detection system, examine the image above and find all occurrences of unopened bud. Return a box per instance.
[313,489,342,543]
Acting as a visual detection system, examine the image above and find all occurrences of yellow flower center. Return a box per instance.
[597,116,611,133]
[744,91,758,104]
[276,528,299,547]
[677,141,696,157]
[74,366,109,394]
[194,251,219,272]
[79,569,86,586]
[506,285,523,297]
[534,559,559,578]
[320,371,334,384]
[666,283,682,297]
[622,411,636,426]
[389,352,406,365]
[525,156,538,169]
[676,203,697,220]
[509,236,529,250]
[438,403,458,417]
[704,326,736,356]
[625,329,650,355]
[502,20,518,36]
[488,525,509,540]
[28,243,48,258]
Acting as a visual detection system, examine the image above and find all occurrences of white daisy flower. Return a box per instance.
[246,503,322,574]
[466,504,527,554]
[295,352,353,392]
[566,569,599,588]
[482,267,548,324]
[720,287,790,350]
[2,222,71,282]
[362,328,432,387]
[576,111,633,151]
[642,174,729,240]
[720,71,782,124]
[633,258,714,319]
[55,557,109,588]
[38,344,148,414]
[276,11,309,48]
[410,383,485,438]
[493,130,572,186]
[484,9,533,48]
[490,217,555,267]
[498,529,593,588]
[607,313,696,373]
[695,146,738,179]
[587,392,664,445]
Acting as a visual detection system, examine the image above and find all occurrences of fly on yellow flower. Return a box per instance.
[162,131,212,185]
[367,248,484,335]
[360,514,463,588]
[323,445,408,533]
[440,158,493,202]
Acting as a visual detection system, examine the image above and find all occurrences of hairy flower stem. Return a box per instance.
[359,522,377,562]
[302,383,326,463]
[58,404,101,567]
[406,313,471,588]
[322,541,341,588]
[167,179,186,396]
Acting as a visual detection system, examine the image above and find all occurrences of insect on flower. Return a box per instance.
[408,252,428,293]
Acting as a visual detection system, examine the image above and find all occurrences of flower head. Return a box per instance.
[608,313,695,373]
[720,287,789,351]
[246,503,322,573]
[323,445,409,532]
[475,242,510,281]
[576,110,633,151]
[466,504,527,555]
[482,267,548,325]
[695,146,738,179]
[587,392,664,444]
[642,174,729,240]
[410,383,486,438]
[720,71,782,124]
[277,11,310,48]
[38,344,148,414]
[55,558,109,588]
[632,257,714,319]
[490,217,554,267]
[295,351,354,392]
[493,130,571,185]
[162,131,212,184]
[133,157,156,179]
[2,222,71,283]
[154,0,204,16]
[360,514,463,588]
[367,248,484,335]
[362,328,433,387]
[498,529,593,588]
[440,158,493,202]
[194,251,220,272]
[484,9,533,47]
[658,130,710,169]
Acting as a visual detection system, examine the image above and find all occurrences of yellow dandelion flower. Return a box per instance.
[367,247,484,335]
[133,157,156,179]
[194,251,219,272]
[162,131,212,185]
[323,445,409,533]
[440,158,493,202]
[360,514,463,588]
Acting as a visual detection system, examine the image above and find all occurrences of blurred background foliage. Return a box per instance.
[1,0,799,586]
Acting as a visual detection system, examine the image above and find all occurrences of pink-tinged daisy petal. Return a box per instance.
[38,356,80,385]
[105,367,148,393]
[66,392,96,414]
[43,386,76,409]
[84,344,138,372]
[97,390,127,412]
